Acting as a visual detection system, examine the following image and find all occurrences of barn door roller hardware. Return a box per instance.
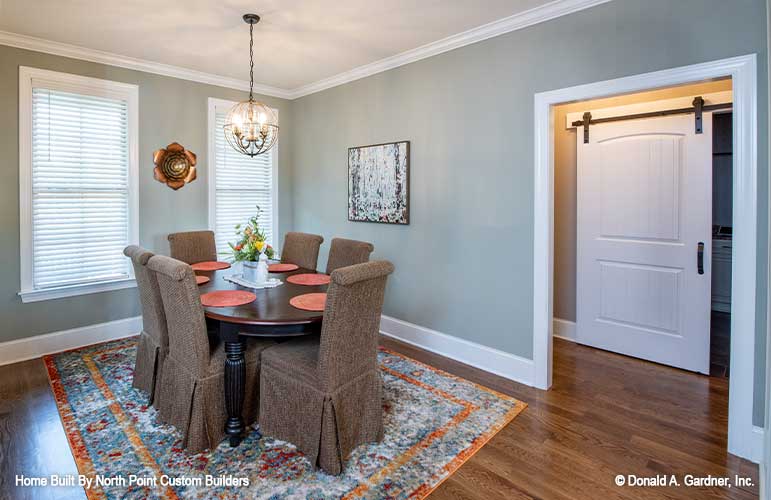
[581,112,591,144]
[572,96,732,143]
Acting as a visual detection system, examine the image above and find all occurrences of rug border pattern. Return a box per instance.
[43,340,527,499]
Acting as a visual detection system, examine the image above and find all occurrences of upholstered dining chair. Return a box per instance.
[280,232,324,271]
[325,238,374,274]
[167,230,217,264]
[260,260,394,475]
[146,255,274,453]
[123,245,168,406]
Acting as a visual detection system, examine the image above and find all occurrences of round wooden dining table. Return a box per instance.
[195,262,328,446]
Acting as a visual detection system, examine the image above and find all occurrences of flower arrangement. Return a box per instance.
[228,207,275,262]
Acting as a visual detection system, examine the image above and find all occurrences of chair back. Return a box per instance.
[123,246,167,348]
[281,232,324,271]
[167,230,217,264]
[146,255,210,376]
[325,238,374,274]
[318,260,394,391]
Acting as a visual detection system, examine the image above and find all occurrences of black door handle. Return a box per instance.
[697,242,704,275]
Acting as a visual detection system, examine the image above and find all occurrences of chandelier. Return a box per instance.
[224,14,279,157]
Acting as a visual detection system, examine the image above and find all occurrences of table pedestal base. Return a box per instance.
[224,340,245,447]
[206,317,322,448]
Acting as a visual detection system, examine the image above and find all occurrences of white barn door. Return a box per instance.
[576,113,712,374]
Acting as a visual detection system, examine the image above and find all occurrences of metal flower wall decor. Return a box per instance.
[153,142,197,190]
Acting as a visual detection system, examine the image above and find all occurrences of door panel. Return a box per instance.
[576,114,712,373]
[599,135,682,241]
[598,260,681,334]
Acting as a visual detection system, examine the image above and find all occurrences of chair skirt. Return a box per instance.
[132,332,161,405]
[156,355,260,453]
[260,365,383,475]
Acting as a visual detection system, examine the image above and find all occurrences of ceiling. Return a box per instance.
[0,0,557,92]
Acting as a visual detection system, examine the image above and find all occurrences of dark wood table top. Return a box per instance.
[196,262,327,326]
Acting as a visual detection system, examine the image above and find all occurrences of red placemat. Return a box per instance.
[286,273,331,286]
[195,275,210,285]
[289,293,327,312]
[191,261,231,271]
[200,290,256,307]
[269,263,299,273]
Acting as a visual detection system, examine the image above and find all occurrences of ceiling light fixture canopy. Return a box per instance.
[223,14,279,157]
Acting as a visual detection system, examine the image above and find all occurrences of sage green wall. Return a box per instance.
[289,0,768,425]
[0,0,767,427]
[0,44,293,343]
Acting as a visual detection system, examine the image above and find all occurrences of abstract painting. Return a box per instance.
[348,141,410,224]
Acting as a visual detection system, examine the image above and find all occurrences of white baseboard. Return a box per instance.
[553,318,577,342]
[0,316,142,366]
[750,426,765,464]
[380,314,535,386]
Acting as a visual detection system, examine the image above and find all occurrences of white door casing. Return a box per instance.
[576,113,712,374]
[533,54,757,462]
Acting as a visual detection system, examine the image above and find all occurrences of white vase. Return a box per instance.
[255,253,269,284]
[243,260,260,283]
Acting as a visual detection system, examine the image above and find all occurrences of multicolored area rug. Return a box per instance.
[44,338,525,499]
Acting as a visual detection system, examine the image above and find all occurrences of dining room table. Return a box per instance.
[195,261,328,447]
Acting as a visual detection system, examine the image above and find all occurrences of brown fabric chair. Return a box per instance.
[124,245,168,406]
[325,238,374,274]
[167,230,217,264]
[147,255,274,453]
[260,260,394,475]
[280,232,324,271]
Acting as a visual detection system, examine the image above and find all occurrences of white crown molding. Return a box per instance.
[0,30,292,99]
[0,0,612,100]
[288,0,614,98]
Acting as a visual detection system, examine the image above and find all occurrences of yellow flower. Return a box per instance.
[255,240,265,252]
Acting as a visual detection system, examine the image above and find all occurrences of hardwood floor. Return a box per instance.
[0,359,85,500]
[710,311,732,377]
[0,338,760,500]
[382,337,759,500]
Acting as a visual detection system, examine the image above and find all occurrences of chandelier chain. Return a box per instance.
[249,21,254,101]
[223,14,278,157]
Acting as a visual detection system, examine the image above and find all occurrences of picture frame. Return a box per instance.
[347,141,410,224]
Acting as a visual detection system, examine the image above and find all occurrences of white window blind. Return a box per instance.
[213,108,275,256]
[30,88,131,289]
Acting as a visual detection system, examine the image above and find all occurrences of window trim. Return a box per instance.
[18,66,139,303]
[206,97,279,252]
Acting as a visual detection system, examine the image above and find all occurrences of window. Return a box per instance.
[207,98,278,257]
[19,67,138,303]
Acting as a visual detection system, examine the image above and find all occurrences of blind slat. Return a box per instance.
[31,87,131,289]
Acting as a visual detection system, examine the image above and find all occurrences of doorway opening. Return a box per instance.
[710,110,733,377]
[532,55,758,462]
[551,79,733,379]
